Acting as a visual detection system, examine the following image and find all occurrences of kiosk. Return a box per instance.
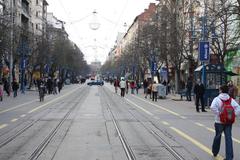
[194,64,227,106]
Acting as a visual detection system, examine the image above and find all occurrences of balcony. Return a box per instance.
[21,14,29,31]
[21,0,30,18]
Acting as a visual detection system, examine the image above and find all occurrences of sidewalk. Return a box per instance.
[0,84,77,107]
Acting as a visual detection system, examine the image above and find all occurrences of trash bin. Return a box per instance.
[157,84,166,98]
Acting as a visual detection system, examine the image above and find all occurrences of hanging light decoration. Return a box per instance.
[89,10,101,30]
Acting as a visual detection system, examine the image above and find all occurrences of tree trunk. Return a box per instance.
[174,68,181,93]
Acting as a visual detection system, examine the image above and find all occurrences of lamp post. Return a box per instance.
[199,0,209,86]
[17,39,30,94]
[148,40,157,81]
[9,0,14,86]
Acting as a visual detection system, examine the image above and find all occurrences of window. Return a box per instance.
[36,0,38,5]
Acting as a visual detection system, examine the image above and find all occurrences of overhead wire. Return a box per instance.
[57,0,87,51]
[105,0,129,46]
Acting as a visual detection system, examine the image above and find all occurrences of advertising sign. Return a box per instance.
[199,41,210,62]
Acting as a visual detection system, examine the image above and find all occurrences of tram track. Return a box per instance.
[106,103,136,160]
[28,86,88,160]
[0,85,86,154]
[101,87,186,160]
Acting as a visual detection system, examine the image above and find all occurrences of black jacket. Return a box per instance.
[194,83,205,96]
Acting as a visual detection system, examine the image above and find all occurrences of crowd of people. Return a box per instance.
[112,77,240,160]
[0,77,64,102]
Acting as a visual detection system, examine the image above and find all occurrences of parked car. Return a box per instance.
[87,80,104,86]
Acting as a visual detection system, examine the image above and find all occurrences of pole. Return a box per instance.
[9,0,14,87]
[189,0,194,79]
[21,45,25,94]
[201,0,208,86]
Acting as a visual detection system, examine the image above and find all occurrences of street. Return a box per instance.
[0,83,239,160]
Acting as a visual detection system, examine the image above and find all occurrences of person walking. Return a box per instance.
[228,80,238,99]
[125,80,129,94]
[143,79,148,94]
[113,78,119,93]
[152,81,158,102]
[145,82,153,99]
[3,78,10,96]
[53,79,58,95]
[210,84,240,160]
[186,77,193,101]
[130,80,135,94]
[119,78,126,97]
[57,79,63,93]
[135,80,140,94]
[12,79,19,98]
[194,79,206,112]
[0,81,3,101]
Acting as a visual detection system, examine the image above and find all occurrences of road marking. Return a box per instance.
[162,121,170,126]
[20,114,26,117]
[111,88,240,146]
[170,126,224,160]
[11,119,18,122]
[195,122,205,127]
[133,95,182,117]
[125,98,154,116]
[0,86,78,115]
[0,100,37,115]
[28,87,80,113]
[180,116,187,119]
[0,124,8,129]
[206,127,215,133]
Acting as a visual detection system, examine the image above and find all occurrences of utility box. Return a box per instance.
[194,64,227,106]
[157,84,166,99]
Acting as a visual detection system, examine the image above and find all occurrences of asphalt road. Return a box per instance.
[0,83,239,160]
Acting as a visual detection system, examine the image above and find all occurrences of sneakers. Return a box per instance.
[202,110,207,112]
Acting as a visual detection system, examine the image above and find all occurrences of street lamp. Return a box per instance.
[89,10,100,30]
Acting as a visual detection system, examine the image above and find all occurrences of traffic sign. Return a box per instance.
[199,41,210,62]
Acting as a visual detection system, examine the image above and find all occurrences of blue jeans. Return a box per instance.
[212,123,233,160]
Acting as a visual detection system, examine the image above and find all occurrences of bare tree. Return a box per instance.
[209,0,240,63]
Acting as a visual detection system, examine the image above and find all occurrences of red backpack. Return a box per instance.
[219,98,235,124]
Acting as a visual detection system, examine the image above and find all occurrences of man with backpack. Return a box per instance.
[210,84,240,160]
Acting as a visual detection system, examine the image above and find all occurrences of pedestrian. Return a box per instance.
[186,77,193,101]
[53,79,58,95]
[143,79,148,94]
[210,84,240,160]
[145,82,152,99]
[135,80,140,94]
[47,77,53,94]
[228,80,238,99]
[3,78,10,96]
[0,81,3,101]
[125,80,129,94]
[57,79,63,93]
[119,77,126,97]
[113,78,119,93]
[12,79,19,98]
[193,79,207,112]
[152,81,158,102]
[130,80,135,94]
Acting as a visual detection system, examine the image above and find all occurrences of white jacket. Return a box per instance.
[210,93,240,123]
[119,80,126,89]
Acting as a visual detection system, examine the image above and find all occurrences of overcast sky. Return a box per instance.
[47,0,157,64]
